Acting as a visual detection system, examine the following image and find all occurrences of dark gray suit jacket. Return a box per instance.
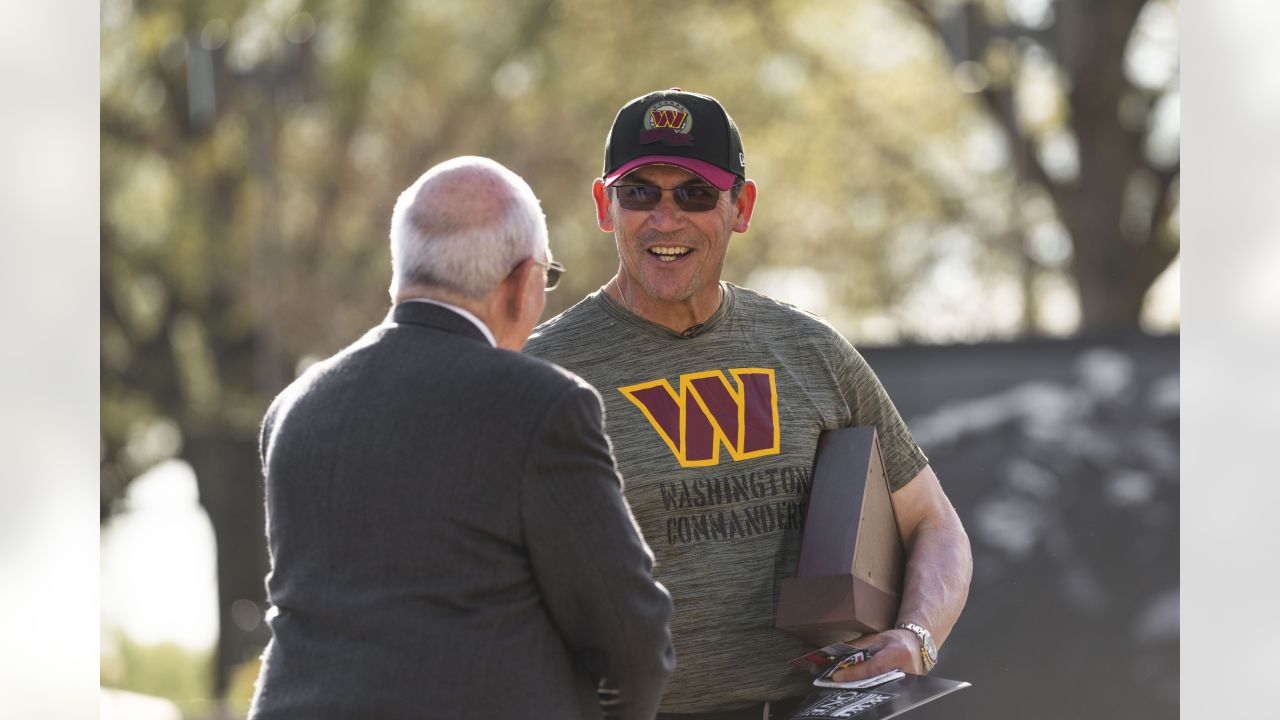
[250,302,674,720]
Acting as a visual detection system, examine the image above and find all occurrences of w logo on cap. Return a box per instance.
[640,101,694,146]
[619,368,781,467]
[649,108,688,130]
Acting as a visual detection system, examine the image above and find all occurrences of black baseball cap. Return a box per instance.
[602,88,746,191]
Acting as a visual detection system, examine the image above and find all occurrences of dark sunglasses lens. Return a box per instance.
[614,183,720,211]
[675,185,719,211]
[616,185,661,210]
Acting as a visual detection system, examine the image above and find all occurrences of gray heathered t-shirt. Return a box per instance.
[524,283,928,713]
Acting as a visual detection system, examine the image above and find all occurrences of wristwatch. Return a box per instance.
[896,622,938,673]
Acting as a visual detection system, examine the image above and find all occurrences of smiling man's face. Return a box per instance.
[593,164,755,321]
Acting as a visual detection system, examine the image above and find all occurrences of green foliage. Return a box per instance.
[101,633,261,718]
[101,635,216,718]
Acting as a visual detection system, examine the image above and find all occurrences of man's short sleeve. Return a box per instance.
[830,334,929,491]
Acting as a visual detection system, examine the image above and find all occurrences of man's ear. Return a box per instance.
[592,179,615,232]
[731,179,757,234]
[501,256,541,321]
[489,257,545,350]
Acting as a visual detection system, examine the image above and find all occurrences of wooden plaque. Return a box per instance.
[776,427,905,645]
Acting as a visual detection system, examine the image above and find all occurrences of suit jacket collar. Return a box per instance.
[392,301,492,345]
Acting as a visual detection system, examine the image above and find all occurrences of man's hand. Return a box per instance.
[829,630,924,681]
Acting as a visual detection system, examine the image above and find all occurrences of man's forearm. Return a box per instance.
[831,465,972,681]
[896,510,972,648]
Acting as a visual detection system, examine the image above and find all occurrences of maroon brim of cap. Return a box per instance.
[603,155,739,191]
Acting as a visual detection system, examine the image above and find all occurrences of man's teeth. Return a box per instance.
[649,246,692,262]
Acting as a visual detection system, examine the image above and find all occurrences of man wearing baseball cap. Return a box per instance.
[525,89,972,719]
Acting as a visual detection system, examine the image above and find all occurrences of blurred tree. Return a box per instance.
[903,0,1180,334]
[102,0,566,701]
[102,0,400,700]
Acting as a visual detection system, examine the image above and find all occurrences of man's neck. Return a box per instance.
[605,276,724,334]
[397,292,499,347]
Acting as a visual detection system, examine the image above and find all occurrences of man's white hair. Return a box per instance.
[389,156,549,300]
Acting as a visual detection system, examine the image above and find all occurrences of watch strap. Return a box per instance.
[895,622,938,672]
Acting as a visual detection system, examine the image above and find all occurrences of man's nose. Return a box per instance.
[646,190,686,229]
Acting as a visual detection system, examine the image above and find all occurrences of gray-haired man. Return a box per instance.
[251,156,674,719]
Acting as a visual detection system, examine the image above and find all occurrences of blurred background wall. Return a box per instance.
[865,334,1178,718]
[100,0,1179,717]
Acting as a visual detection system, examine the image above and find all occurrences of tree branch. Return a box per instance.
[1149,160,1179,236]
[898,0,1063,206]
[1137,161,1180,288]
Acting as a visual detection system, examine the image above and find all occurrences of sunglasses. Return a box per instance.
[611,182,721,212]
[533,259,565,290]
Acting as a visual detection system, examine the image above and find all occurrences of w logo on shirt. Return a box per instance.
[619,368,781,468]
